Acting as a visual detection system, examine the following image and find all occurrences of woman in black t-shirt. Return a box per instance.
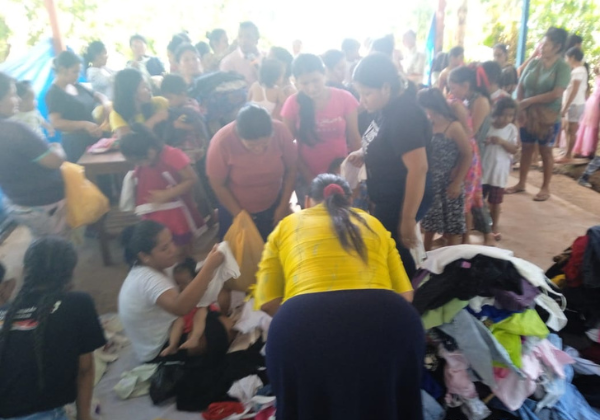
[0,72,68,238]
[45,51,110,162]
[0,237,106,420]
[351,53,432,278]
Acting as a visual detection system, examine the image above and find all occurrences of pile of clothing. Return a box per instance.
[413,245,600,420]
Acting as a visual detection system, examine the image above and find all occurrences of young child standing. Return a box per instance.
[482,97,519,239]
[11,81,55,139]
[418,88,473,250]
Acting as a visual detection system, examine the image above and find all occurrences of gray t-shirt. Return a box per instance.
[521,58,571,117]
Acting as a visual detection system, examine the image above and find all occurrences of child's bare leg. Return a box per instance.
[447,234,463,246]
[489,203,501,236]
[463,213,473,244]
[180,307,208,350]
[217,288,232,315]
[160,317,185,357]
[423,231,435,251]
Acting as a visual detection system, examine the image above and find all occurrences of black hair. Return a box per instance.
[0,262,5,284]
[327,157,345,174]
[370,35,394,56]
[161,73,188,96]
[270,47,294,78]
[207,29,227,51]
[431,52,449,72]
[121,220,167,266]
[235,104,273,140]
[239,21,259,39]
[500,66,519,89]
[195,42,211,57]
[113,68,154,124]
[120,122,163,162]
[15,80,33,98]
[341,38,360,54]
[309,174,372,262]
[417,88,457,121]
[0,237,77,390]
[167,35,187,54]
[0,72,13,100]
[449,46,465,58]
[259,58,284,88]
[492,96,518,118]
[53,50,81,71]
[83,40,106,69]
[493,43,508,55]
[175,43,198,63]
[322,50,345,71]
[174,257,198,277]
[481,61,503,85]
[566,34,583,50]
[449,65,491,99]
[545,27,569,54]
[129,34,147,46]
[353,53,403,96]
[292,54,326,146]
[566,47,584,62]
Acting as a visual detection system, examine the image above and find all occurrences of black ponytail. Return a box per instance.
[121,220,167,266]
[292,54,325,146]
[83,40,106,70]
[449,65,491,100]
[0,237,77,390]
[309,174,372,262]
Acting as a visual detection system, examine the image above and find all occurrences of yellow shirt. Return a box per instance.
[109,96,169,131]
[254,204,412,309]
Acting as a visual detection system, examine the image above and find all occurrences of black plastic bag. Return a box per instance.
[149,361,185,405]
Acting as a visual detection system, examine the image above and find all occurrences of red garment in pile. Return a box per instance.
[564,235,589,287]
[203,402,245,420]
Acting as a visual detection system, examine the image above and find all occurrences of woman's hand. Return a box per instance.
[519,98,533,110]
[447,181,462,200]
[204,244,225,271]
[147,189,172,204]
[82,121,103,138]
[273,203,292,225]
[398,218,418,249]
[347,149,365,168]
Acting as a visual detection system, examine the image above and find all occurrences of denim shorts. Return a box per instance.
[1,408,69,420]
[520,122,561,147]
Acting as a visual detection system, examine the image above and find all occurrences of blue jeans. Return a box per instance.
[1,408,69,420]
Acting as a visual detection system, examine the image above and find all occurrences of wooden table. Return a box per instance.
[78,151,134,266]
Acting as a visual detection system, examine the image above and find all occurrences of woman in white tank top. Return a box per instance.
[248,59,287,120]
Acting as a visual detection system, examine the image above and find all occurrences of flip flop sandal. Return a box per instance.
[505,187,526,194]
[533,193,550,202]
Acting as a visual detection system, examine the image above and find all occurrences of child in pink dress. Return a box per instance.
[573,69,600,158]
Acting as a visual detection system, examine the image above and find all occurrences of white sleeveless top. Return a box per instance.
[252,85,277,115]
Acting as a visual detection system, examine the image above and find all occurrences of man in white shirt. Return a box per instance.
[220,22,261,85]
[402,30,426,86]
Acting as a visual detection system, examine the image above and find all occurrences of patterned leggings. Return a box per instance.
[582,156,600,179]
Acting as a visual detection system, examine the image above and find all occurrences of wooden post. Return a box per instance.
[456,0,468,47]
[516,0,530,66]
[44,0,65,54]
[436,0,446,53]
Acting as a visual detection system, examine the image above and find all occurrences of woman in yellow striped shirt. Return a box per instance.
[256,173,424,420]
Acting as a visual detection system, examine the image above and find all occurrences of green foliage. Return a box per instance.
[0,15,11,62]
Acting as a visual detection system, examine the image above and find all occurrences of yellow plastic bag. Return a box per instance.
[61,162,110,228]
[224,211,265,292]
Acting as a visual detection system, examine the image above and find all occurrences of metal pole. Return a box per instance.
[44,0,65,54]
[516,0,530,66]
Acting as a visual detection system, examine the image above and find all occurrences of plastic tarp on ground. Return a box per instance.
[0,38,56,230]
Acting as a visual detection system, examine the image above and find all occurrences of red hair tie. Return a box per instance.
[476,66,490,90]
[323,183,345,199]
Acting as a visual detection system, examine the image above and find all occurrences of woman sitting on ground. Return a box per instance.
[256,174,423,420]
[118,220,231,363]
[207,104,297,241]
[0,237,106,420]
[110,68,169,138]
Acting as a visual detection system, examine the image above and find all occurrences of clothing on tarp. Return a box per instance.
[494,279,540,312]
[113,364,157,400]
[422,299,469,330]
[563,235,588,287]
[583,226,600,288]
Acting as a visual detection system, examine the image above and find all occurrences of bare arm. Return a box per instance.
[522,87,566,107]
[401,291,414,302]
[209,177,243,217]
[149,165,197,204]
[344,110,362,152]
[277,157,298,211]
[261,298,282,317]
[156,248,225,316]
[499,138,519,154]
[449,122,473,183]
[76,353,95,420]
[37,149,64,169]
[450,102,473,137]
[399,147,428,249]
[561,80,582,115]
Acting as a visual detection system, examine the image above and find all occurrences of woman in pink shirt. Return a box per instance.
[281,54,361,205]
[206,105,298,241]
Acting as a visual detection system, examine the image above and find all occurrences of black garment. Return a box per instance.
[267,289,424,420]
[176,339,267,412]
[0,291,106,418]
[572,375,600,408]
[582,226,600,288]
[325,80,359,100]
[146,56,166,76]
[412,255,524,314]
[0,119,64,207]
[358,111,375,136]
[45,83,98,162]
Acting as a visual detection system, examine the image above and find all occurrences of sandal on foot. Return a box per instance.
[533,192,550,202]
[505,186,526,194]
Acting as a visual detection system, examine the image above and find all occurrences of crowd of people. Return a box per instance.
[0,19,599,420]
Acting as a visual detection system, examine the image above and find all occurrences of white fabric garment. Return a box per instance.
[118,266,178,362]
[469,297,496,313]
[119,171,136,212]
[251,85,277,115]
[534,293,567,331]
[423,245,556,294]
[340,157,367,190]
[411,224,427,269]
[403,47,426,85]
[585,328,600,343]
[481,124,518,187]
[227,375,264,405]
[10,110,46,138]
[196,241,240,307]
[113,364,157,399]
[564,346,600,376]
[233,298,272,341]
[490,89,510,104]
[564,66,588,106]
